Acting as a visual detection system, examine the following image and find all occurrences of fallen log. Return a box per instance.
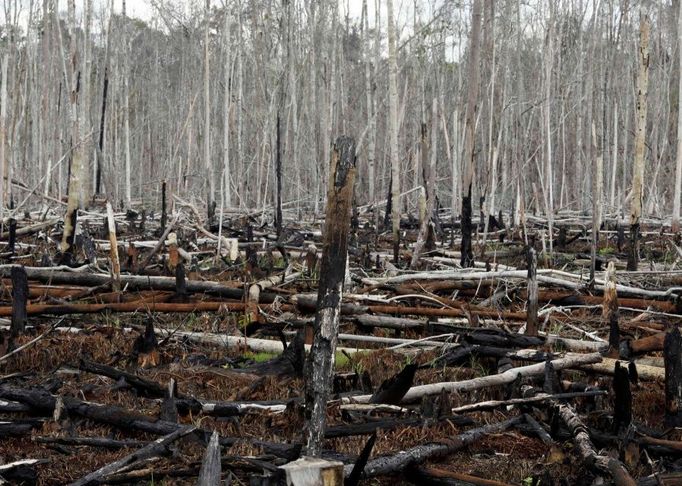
[34,436,148,449]
[0,266,272,301]
[554,402,635,486]
[78,359,168,398]
[343,352,603,404]
[68,425,197,486]
[406,466,515,486]
[449,389,607,414]
[580,358,664,381]
[342,415,523,479]
[0,300,296,317]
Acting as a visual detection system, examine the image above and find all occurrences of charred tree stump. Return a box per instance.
[304,136,356,457]
[369,363,418,405]
[665,327,682,427]
[175,263,187,300]
[612,362,632,433]
[8,265,28,350]
[7,217,16,254]
[526,247,538,336]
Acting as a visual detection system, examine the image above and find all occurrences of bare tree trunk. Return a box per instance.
[387,0,401,264]
[0,53,7,217]
[410,99,437,268]
[460,0,483,268]
[222,8,231,211]
[204,0,214,217]
[362,0,375,212]
[304,136,356,456]
[674,1,682,233]
[61,0,83,257]
[628,13,649,271]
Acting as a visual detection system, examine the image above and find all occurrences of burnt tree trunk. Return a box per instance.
[8,265,28,350]
[275,112,283,240]
[160,180,167,235]
[304,136,356,456]
[7,217,16,254]
[665,327,682,427]
[526,247,538,336]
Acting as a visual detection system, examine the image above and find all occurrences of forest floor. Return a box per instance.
[0,204,680,485]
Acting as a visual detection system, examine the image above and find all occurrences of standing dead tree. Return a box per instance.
[387,0,401,264]
[628,13,649,271]
[304,136,356,456]
[460,0,483,268]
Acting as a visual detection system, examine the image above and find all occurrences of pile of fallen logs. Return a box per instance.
[2,150,682,484]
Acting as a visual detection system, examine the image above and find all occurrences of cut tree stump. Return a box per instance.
[280,456,343,486]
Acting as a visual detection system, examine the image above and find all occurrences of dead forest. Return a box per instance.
[4,0,682,485]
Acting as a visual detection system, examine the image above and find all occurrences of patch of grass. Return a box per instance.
[244,351,278,363]
[598,246,616,256]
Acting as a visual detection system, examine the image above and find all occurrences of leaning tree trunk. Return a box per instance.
[304,137,356,456]
[460,0,483,268]
[628,13,649,271]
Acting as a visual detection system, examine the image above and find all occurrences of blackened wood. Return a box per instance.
[665,327,682,427]
[68,426,197,486]
[9,265,28,350]
[197,430,221,486]
[543,360,561,394]
[460,184,474,267]
[160,180,167,234]
[407,466,515,486]
[304,136,356,457]
[0,420,41,438]
[621,333,665,359]
[526,247,538,336]
[175,262,187,298]
[275,112,283,239]
[627,223,640,271]
[344,433,376,486]
[240,330,305,377]
[96,68,109,195]
[325,414,473,439]
[0,267,267,301]
[131,321,159,368]
[369,363,418,405]
[343,416,523,479]
[612,362,632,433]
[78,359,167,398]
[7,217,16,254]
[35,436,147,449]
[522,414,553,445]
